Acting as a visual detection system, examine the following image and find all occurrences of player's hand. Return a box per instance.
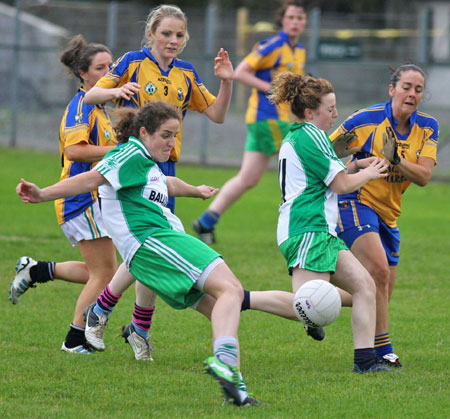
[354,156,378,169]
[116,82,141,100]
[332,131,359,158]
[381,126,401,165]
[363,157,388,180]
[16,179,42,203]
[196,185,219,200]
[214,48,233,81]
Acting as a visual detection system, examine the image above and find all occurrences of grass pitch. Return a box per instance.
[0,146,449,418]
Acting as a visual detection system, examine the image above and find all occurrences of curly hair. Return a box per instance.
[269,72,334,119]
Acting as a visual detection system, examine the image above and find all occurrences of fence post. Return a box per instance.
[307,7,321,76]
[200,1,218,165]
[418,8,430,66]
[235,7,248,111]
[10,0,21,148]
[106,0,118,52]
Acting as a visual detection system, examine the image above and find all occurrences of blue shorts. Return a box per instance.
[336,200,400,266]
[156,160,176,214]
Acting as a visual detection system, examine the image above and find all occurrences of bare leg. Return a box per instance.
[135,281,157,307]
[72,237,117,327]
[208,151,272,215]
[248,287,352,321]
[331,250,376,349]
[108,262,136,296]
[202,262,243,371]
[54,261,89,284]
[350,232,390,336]
[388,266,397,301]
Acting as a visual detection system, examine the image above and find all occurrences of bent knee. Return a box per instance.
[368,264,391,287]
[229,278,244,301]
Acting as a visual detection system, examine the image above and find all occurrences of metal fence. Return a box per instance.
[1,1,449,173]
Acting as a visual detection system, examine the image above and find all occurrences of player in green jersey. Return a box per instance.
[16,101,259,406]
[266,72,392,373]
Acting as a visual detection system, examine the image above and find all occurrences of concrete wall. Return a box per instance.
[0,3,70,109]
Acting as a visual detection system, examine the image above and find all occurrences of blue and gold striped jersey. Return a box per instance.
[96,47,216,162]
[330,100,438,227]
[243,31,306,124]
[55,88,117,225]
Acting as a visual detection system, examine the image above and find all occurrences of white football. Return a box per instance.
[293,279,341,327]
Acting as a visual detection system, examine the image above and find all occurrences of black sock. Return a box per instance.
[241,290,250,311]
[29,261,55,284]
[354,348,377,371]
[64,324,86,348]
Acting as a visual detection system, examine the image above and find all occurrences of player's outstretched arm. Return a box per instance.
[167,176,219,199]
[84,82,141,104]
[17,171,106,204]
[203,48,233,123]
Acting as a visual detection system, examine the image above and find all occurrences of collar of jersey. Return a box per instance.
[128,136,153,160]
[385,99,417,140]
[142,46,175,77]
[278,30,301,48]
[289,121,315,131]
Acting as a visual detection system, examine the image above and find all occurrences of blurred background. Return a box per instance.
[0,0,449,174]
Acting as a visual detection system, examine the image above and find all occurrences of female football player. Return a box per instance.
[268,72,391,373]
[16,101,259,407]
[329,64,439,368]
[193,0,307,243]
[10,35,118,353]
[84,4,233,213]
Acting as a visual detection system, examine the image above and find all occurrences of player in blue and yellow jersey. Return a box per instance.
[330,64,439,368]
[85,4,233,213]
[10,35,120,354]
[194,0,307,244]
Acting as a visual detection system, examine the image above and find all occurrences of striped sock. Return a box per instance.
[94,284,122,317]
[237,371,249,402]
[374,332,394,358]
[131,303,155,339]
[213,336,238,367]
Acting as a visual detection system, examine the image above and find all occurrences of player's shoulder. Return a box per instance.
[415,110,439,129]
[65,91,94,118]
[172,58,197,73]
[344,103,387,128]
[116,49,146,66]
[255,33,285,54]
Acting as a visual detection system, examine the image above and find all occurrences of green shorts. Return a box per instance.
[245,120,291,156]
[279,231,348,275]
[129,229,221,310]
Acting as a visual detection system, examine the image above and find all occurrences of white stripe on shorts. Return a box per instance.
[143,237,202,282]
[295,232,315,269]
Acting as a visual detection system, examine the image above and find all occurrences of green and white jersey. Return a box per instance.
[95,137,184,267]
[277,122,346,246]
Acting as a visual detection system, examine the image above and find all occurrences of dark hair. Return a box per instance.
[269,72,334,119]
[113,101,181,143]
[276,0,306,27]
[60,34,111,83]
[390,64,426,87]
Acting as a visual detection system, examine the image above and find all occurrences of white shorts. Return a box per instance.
[60,201,111,247]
